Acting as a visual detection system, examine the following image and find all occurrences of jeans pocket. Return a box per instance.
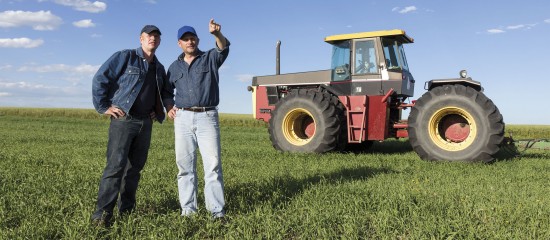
[205,110,218,118]
[111,116,127,121]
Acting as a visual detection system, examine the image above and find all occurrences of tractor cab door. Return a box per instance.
[328,39,384,96]
[346,38,386,96]
[330,40,351,82]
[379,37,414,97]
[352,38,380,76]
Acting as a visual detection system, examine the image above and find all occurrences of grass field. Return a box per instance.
[1,108,549,239]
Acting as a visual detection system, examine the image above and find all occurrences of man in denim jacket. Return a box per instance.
[91,25,174,227]
[166,19,229,219]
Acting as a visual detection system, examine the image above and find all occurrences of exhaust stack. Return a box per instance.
[276,40,281,75]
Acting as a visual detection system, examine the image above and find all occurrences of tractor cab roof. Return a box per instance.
[324,29,414,44]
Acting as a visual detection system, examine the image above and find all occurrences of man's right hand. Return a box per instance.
[168,106,177,120]
[105,106,125,119]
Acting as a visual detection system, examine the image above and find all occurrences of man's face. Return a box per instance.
[140,31,161,52]
[178,33,199,55]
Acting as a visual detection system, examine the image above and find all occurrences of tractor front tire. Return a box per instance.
[269,89,343,153]
[408,84,504,162]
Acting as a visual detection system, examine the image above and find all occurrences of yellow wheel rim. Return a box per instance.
[282,108,316,146]
[428,106,477,151]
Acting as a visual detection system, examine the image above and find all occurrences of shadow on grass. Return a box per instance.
[225,166,396,215]
[148,196,181,215]
[494,145,550,161]
[344,140,413,155]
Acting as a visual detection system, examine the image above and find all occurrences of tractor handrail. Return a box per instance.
[381,88,394,103]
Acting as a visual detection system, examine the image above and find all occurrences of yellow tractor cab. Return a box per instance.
[324,29,415,97]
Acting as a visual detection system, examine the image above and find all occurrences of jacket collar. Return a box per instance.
[136,47,158,64]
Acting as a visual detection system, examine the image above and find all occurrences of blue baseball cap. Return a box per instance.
[177,26,197,40]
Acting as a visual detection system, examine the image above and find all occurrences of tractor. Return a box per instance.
[247,29,505,162]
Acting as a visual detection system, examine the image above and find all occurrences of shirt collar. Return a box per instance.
[178,49,204,61]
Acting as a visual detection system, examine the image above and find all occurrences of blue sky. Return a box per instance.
[1,0,549,125]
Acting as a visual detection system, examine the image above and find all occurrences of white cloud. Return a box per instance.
[507,24,525,30]
[0,65,13,70]
[73,19,95,28]
[219,65,230,71]
[144,0,157,3]
[73,64,99,74]
[18,63,99,74]
[487,29,505,34]
[53,0,107,13]
[545,19,550,23]
[0,81,56,90]
[0,10,62,30]
[0,80,91,107]
[506,23,536,30]
[236,74,254,83]
[488,22,539,34]
[401,6,417,13]
[0,38,44,48]
[393,6,417,14]
[0,67,93,108]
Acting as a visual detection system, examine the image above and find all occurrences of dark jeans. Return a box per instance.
[92,116,152,220]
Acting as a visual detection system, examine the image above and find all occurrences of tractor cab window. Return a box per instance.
[330,41,351,81]
[382,39,409,72]
[354,40,378,74]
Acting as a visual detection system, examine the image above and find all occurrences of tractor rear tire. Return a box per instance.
[408,84,504,162]
[269,89,343,153]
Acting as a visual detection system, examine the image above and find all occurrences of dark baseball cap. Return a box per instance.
[141,25,161,35]
[177,26,197,40]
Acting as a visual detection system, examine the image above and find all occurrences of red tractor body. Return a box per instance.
[248,29,504,162]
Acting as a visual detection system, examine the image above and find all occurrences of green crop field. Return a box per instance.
[1,108,549,239]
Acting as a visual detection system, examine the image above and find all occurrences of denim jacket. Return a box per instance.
[92,47,174,123]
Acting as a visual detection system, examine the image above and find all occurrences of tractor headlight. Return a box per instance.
[459,70,468,78]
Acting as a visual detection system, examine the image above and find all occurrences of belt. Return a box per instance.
[181,107,216,112]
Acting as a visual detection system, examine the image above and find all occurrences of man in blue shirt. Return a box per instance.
[167,19,229,219]
[91,25,174,227]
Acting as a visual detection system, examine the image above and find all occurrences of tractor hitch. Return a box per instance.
[499,134,550,158]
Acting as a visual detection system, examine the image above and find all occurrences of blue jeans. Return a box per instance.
[92,116,152,220]
[174,109,225,216]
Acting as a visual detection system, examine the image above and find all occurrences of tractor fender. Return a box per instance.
[424,78,483,92]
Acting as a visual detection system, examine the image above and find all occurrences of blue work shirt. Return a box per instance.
[167,40,230,108]
[92,47,174,122]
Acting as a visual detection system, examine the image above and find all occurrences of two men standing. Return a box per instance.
[91,19,228,227]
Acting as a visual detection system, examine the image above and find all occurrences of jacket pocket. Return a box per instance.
[119,66,141,87]
[112,66,141,104]
[125,66,141,75]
